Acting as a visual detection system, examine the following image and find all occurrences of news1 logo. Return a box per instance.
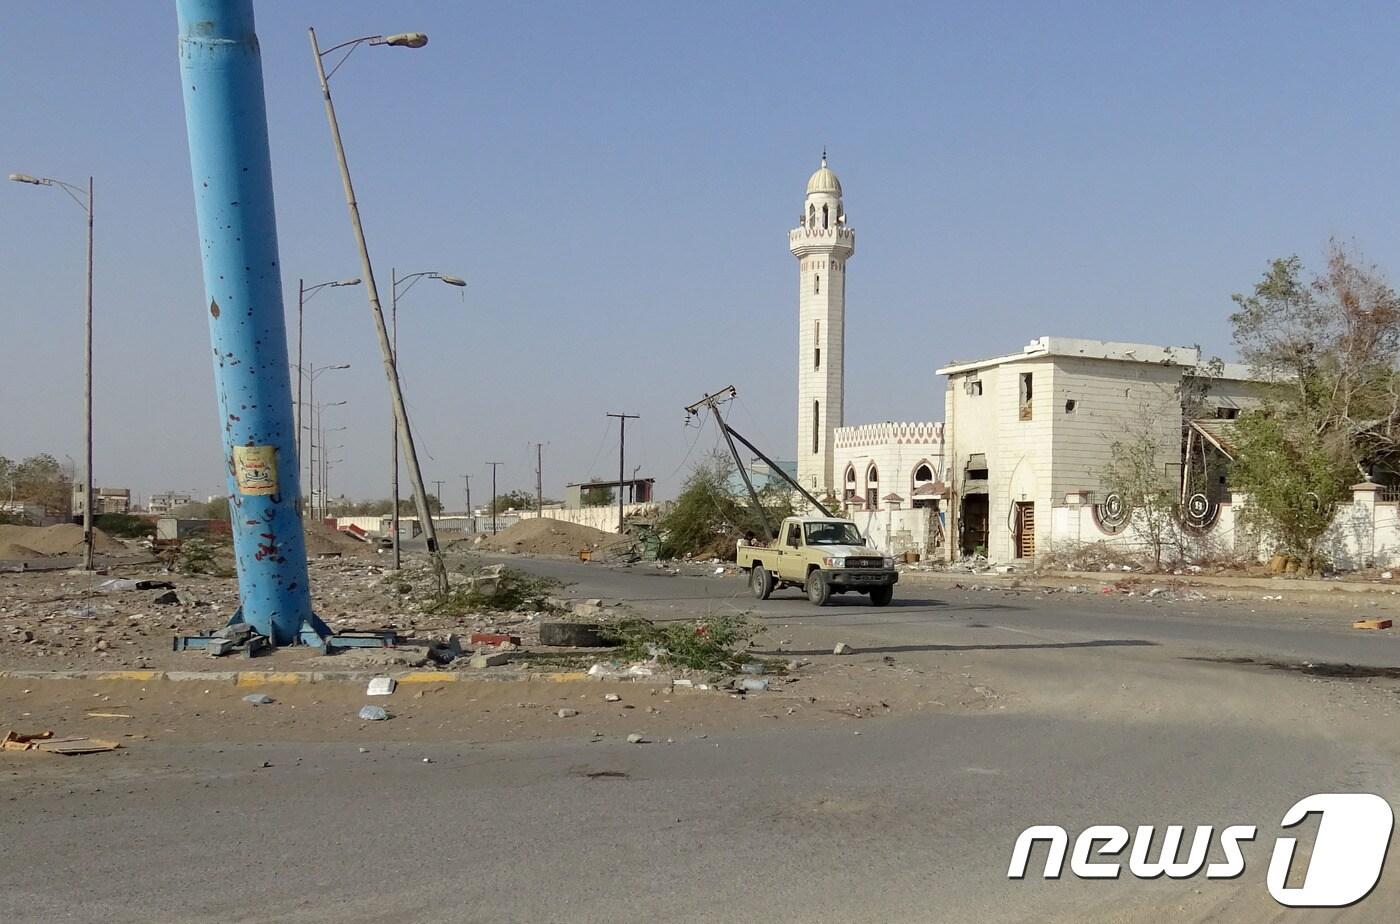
[1008,793,1394,907]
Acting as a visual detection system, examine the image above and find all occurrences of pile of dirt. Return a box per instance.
[0,523,124,557]
[0,542,44,560]
[480,519,630,557]
[304,522,377,557]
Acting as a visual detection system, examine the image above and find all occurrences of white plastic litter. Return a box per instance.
[366,677,396,696]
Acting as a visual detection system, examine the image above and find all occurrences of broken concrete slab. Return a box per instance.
[469,651,513,669]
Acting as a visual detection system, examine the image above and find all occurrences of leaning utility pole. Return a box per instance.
[684,386,773,542]
[486,462,502,535]
[308,25,446,591]
[684,386,833,529]
[606,412,639,532]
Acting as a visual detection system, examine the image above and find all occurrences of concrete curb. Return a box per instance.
[0,669,680,687]
[899,568,1400,598]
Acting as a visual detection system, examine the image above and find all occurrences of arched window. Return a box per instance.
[912,461,936,507]
[812,401,820,454]
[865,463,879,508]
[814,274,820,295]
[822,204,829,229]
[808,204,815,226]
[843,465,857,501]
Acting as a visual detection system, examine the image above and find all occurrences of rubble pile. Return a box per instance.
[0,524,126,559]
[475,519,633,559]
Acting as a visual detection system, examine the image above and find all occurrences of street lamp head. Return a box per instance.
[9,173,44,185]
[329,363,351,370]
[438,275,467,287]
[336,277,361,287]
[379,32,428,48]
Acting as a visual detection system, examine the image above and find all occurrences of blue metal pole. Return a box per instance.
[176,0,319,645]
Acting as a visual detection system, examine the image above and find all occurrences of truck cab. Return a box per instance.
[736,516,898,606]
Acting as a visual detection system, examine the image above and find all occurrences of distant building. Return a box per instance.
[565,478,655,508]
[147,491,195,515]
[70,485,131,516]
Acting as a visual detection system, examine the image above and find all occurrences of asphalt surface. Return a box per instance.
[482,553,1400,668]
[4,555,1399,923]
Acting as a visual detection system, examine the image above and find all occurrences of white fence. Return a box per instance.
[1046,484,1400,570]
[515,504,661,534]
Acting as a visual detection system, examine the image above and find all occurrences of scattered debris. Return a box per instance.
[152,590,181,605]
[37,737,121,755]
[470,632,522,647]
[539,621,615,648]
[366,677,396,696]
[557,708,579,718]
[603,693,621,702]
[358,705,390,721]
[1353,618,1393,631]
[626,733,648,744]
[243,693,274,705]
[833,642,853,655]
[469,651,513,668]
[739,678,769,692]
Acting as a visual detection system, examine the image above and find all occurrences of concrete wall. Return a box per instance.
[516,503,661,534]
[844,505,937,557]
[1043,486,1400,571]
[834,421,944,509]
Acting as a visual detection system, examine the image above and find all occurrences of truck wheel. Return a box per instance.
[869,585,894,607]
[806,571,831,606]
[750,566,773,600]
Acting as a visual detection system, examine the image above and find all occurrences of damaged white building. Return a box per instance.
[938,336,1264,561]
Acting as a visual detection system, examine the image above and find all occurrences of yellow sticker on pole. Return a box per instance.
[233,445,278,495]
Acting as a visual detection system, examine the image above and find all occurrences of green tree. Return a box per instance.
[1228,245,1400,567]
[1230,411,1354,569]
[5,454,70,515]
[580,483,615,507]
[659,452,795,559]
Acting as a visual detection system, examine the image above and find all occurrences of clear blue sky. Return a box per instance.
[3,1,1397,505]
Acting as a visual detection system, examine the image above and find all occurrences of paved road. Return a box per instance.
[4,555,1399,923]
[481,553,1400,668]
[6,707,1392,924]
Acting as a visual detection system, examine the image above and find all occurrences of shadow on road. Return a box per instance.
[755,639,1157,656]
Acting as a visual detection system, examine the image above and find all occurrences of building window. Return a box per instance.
[814,321,821,369]
[1019,372,1033,420]
[808,204,815,226]
[844,465,856,501]
[1215,406,1239,419]
[822,204,829,229]
[812,400,820,454]
[866,463,879,508]
[814,274,820,295]
[1064,399,1077,414]
[966,379,983,396]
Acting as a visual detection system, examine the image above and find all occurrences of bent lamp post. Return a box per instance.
[176,0,382,651]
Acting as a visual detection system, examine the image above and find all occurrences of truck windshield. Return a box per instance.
[803,522,864,546]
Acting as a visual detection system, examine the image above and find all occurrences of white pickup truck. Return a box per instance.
[735,515,898,606]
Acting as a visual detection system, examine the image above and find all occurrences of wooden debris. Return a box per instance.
[1,730,53,751]
[1353,618,1393,630]
[86,712,133,719]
